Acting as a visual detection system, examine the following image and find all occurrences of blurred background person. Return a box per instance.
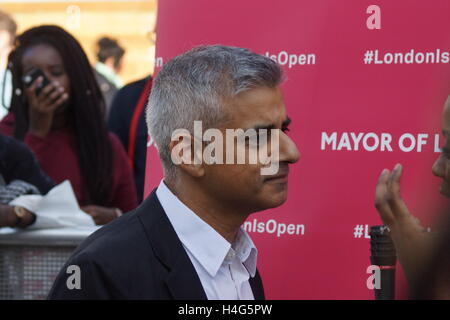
[107,26,156,204]
[375,94,450,295]
[108,75,152,203]
[0,10,16,121]
[94,36,125,119]
[0,25,137,225]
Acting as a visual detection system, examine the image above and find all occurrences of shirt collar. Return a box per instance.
[156,179,258,278]
[95,62,123,88]
[231,228,258,277]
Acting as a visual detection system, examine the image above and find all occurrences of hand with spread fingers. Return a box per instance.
[374,163,434,284]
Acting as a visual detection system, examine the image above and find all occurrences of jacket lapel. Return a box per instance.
[137,189,266,300]
[137,189,207,300]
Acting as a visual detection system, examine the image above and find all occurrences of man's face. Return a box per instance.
[200,86,300,213]
[432,96,450,197]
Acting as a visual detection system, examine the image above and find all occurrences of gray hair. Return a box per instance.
[146,45,283,180]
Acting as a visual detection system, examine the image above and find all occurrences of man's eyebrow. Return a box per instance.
[248,117,292,132]
[252,123,275,131]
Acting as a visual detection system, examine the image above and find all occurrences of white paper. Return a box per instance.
[9,180,96,229]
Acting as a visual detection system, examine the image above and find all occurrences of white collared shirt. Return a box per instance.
[0,69,12,120]
[156,180,258,300]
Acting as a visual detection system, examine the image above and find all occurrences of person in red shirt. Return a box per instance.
[0,25,137,224]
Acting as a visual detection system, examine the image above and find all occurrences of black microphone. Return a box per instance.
[369,225,397,300]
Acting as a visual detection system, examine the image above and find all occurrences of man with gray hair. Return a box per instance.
[48,45,300,300]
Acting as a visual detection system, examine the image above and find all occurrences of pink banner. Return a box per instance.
[145,0,450,299]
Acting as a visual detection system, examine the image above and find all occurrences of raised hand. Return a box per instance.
[26,76,69,138]
[374,164,433,285]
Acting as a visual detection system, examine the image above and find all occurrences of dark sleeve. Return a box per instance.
[107,87,132,151]
[109,133,138,212]
[107,78,148,151]
[47,252,115,300]
[1,135,55,194]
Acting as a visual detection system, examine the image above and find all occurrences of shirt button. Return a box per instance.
[226,250,235,260]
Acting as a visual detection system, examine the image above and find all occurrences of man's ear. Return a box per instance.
[168,132,205,178]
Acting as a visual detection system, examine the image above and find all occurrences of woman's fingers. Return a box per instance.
[81,205,116,225]
[45,86,63,103]
[387,164,411,219]
[48,93,69,110]
[32,81,67,113]
[25,76,42,102]
[375,168,395,226]
[37,80,55,100]
[375,163,415,234]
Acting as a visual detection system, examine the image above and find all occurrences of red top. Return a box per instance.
[0,113,138,212]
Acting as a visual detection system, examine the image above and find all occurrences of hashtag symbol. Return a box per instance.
[354,225,364,238]
[364,50,374,64]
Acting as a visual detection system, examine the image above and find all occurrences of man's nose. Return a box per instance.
[279,132,300,164]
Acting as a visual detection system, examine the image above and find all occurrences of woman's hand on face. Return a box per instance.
[26,76,69,138]
[81,205,119,225]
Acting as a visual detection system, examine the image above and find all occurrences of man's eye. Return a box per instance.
[245,135,259,146]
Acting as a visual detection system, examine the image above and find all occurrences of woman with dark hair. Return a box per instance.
[0,25,137,224]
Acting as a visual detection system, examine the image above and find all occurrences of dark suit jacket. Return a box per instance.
[0,133,55,195]
[47,189,265,300]
[107,77,150,203]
